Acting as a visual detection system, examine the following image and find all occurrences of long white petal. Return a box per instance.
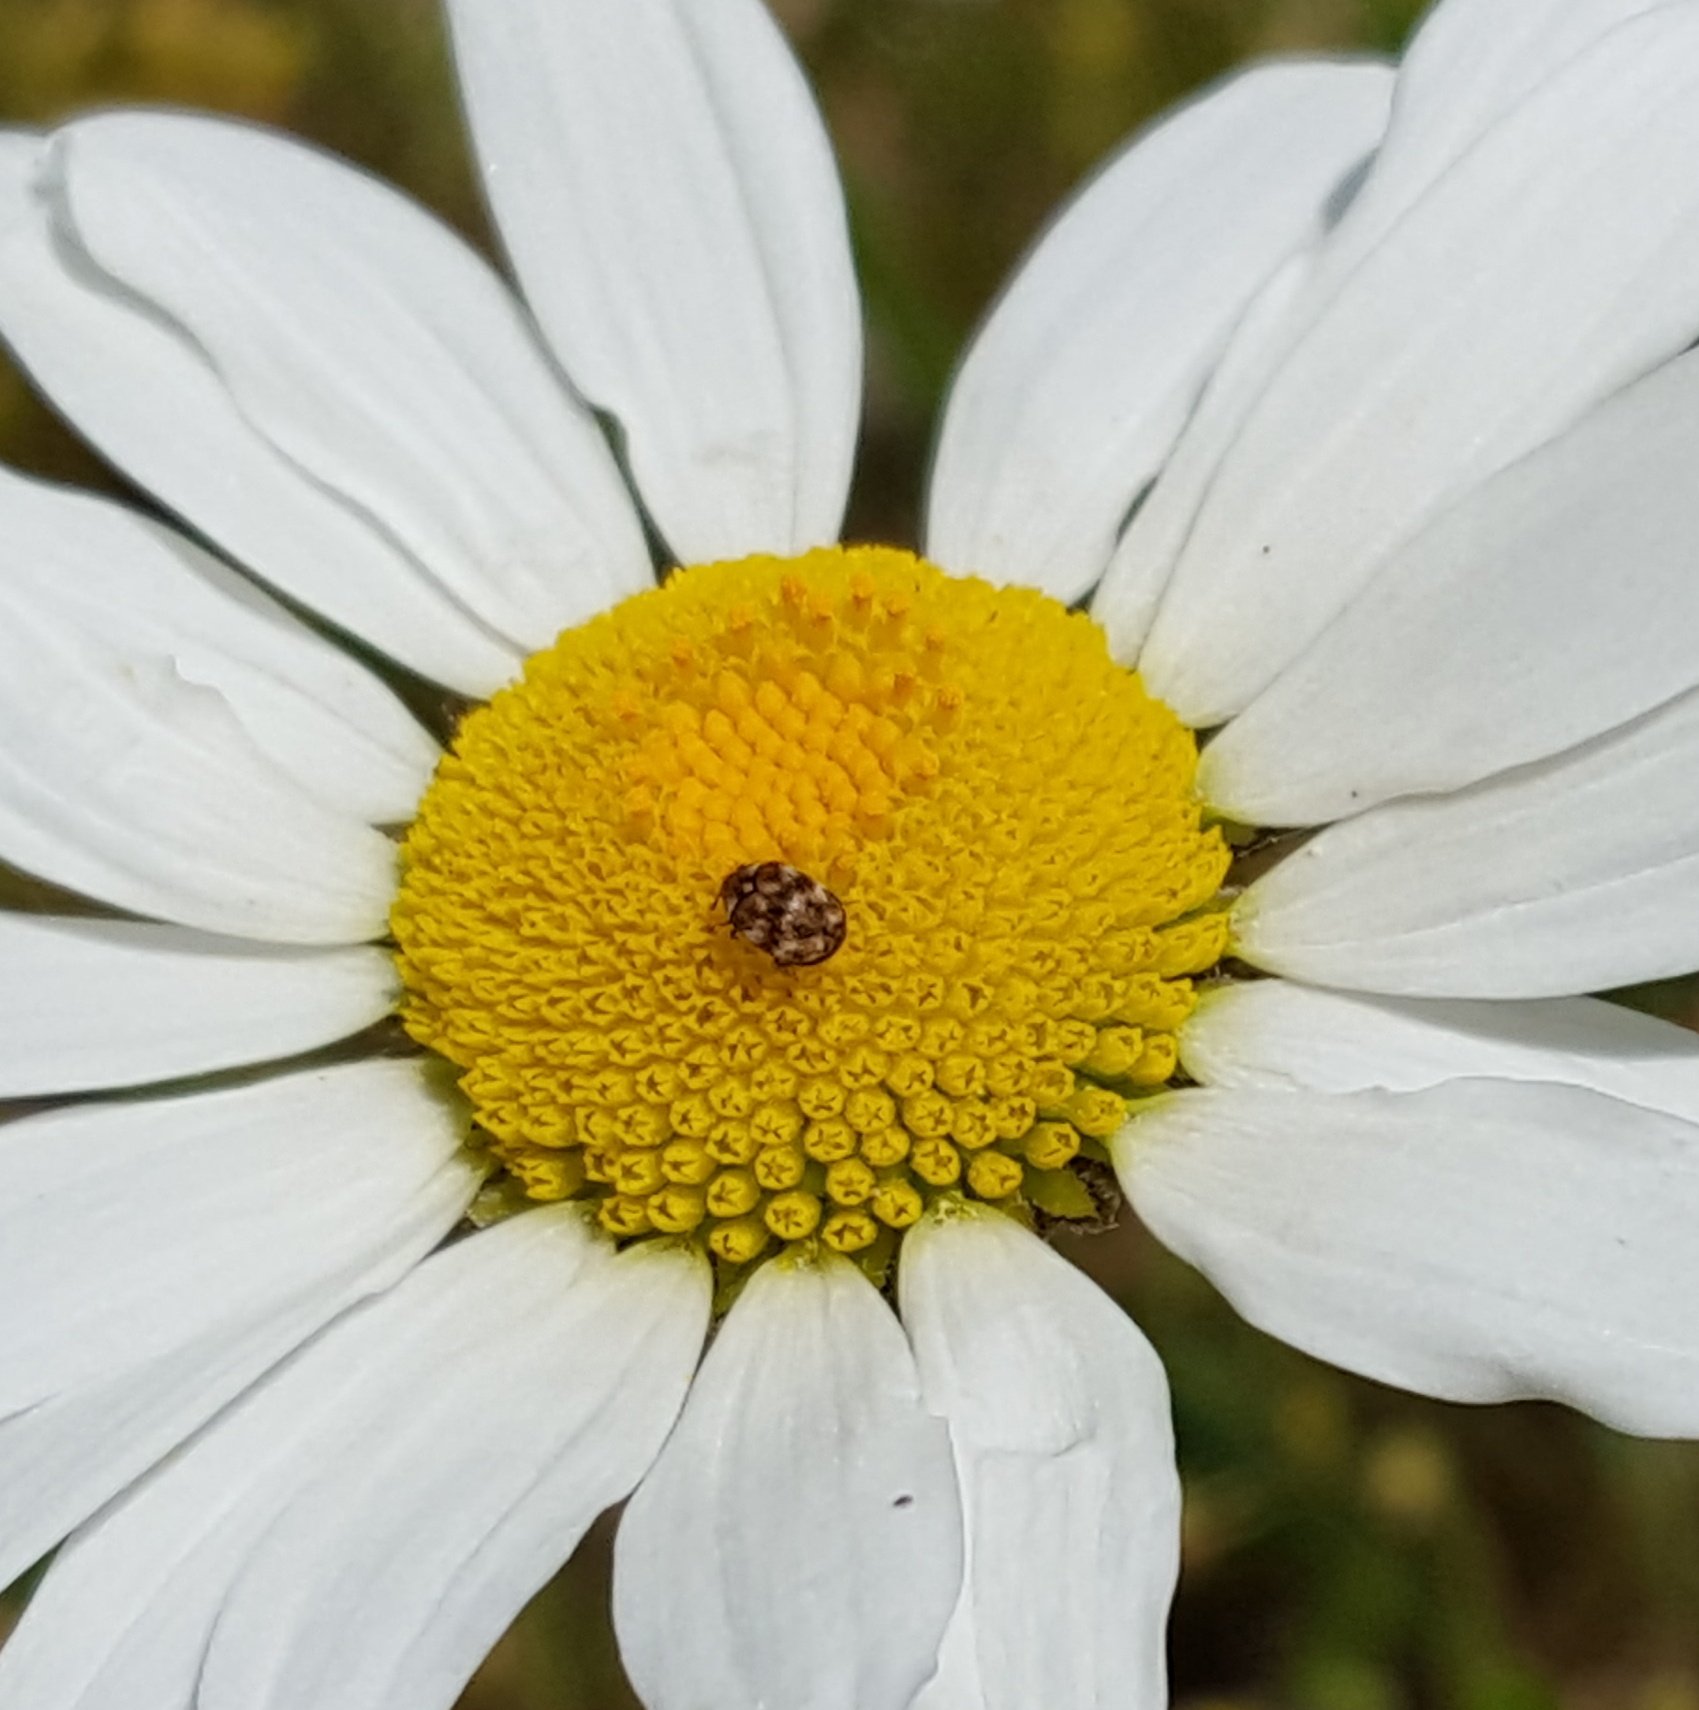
[0,1183,460,1632]
[0,129,518,701]
[900,1209,1179,1710]
[1329,0,1676,279]
[1233,687,1699,998]
[614,1252,962,1710]
[1118,1080,1699,1435]
[0,578,398,943]
[1201,349,1699,825]
[1137,6,1699,726]
[0,462,439,826]
[1093,246,1316,661]
[191,1216,709,1710]
[0,1212,648,1710]
[0,1060,478,1590]
[0,120,644,697]
[1098,0,1669,667]
[0,915,396,1096]
[445,0,862,564]
[1184,980,1699,1124]
[926,59,1391,605]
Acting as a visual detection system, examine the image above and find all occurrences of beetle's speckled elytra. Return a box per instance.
[717,862,848,968]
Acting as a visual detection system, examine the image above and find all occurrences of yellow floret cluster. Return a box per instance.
[392,546,1228,1272]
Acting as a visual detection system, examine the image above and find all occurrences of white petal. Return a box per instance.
[0,124,636,698]
[0,1060,466,1407]
[1099,0,1674,664]
[1201,349,1699,825]
[0,1212,632,1710]
[0,461,439,825]
[1184,980,1699,1125]
[1118,1080,1699,1435]
[925,59,1391,604]
[899,1209,1179,1710]
[0,575,398,943]
[191,1215,709,1710]
[1332,0,1677,280]
[910,1602,988,1710]
[1233,687,1699,998]
[614,1252,962,1710]
[0,1059,478,1590]
[446,0,862,564]
[1093,246,1316,661]
[0,915,397,1097]
[0,129,515,700]
[1138,6,1699,726]
[0,1197,456,1636]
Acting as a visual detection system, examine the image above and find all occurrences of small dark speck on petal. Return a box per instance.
[893,1493,914,1509]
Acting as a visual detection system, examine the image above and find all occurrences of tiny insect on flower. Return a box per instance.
[717,861,848,968]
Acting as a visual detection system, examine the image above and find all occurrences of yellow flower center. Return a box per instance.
[392,546,1228,1274]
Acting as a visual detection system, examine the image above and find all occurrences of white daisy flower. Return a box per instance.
[2,0,1699,1705]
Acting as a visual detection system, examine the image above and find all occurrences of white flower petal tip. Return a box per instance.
[928,57,1391,608]
[1231,688,1699,999]
[0,113,649,697]
[0,461,440,825]
[1135,4,1699,726]
[899,1207,1179,1710]
[1199,348,1699,827]
[1181,980,1699,1126]
[614,1251,962,1710]
[1117,1081,1699,1437]
[0,916,397,1097]
[0,1059,477,1591]
[446,0,863,566]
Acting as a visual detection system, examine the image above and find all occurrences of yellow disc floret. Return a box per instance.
[393,546,1228,1269]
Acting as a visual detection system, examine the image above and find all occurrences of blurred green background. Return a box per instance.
[3,1,1699,1707]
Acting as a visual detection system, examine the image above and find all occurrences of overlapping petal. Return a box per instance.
[1183,980,1699,1124]
[900,1210,1179,1710]
[614,1252,962,1710]
[1092,248,1314,659]
[0,117,649,695]
[1119,1079,1699,1435]
[0,462,439,826]
[1134,5,1699,725]
[446,0,862,565]
[926,59,1391,604]
[0,572,398,942]
[0,1061,478,1592]
[1098,0,1676,664]
[198,1216,708,1710]
[1315,0,1676,283]
[1234,688,1699,997]
[0,915,396,1097]
[0,1211,705,1710]
[1201,349,1699,825]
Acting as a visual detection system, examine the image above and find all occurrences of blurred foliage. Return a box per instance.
[2,0,1697,1707]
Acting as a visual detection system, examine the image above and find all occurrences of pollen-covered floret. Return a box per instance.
[392,546,1228,1275]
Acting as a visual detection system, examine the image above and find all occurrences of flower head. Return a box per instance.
[3,0,1699,1707]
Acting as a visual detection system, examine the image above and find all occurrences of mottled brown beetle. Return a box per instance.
[718,862,847,968]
